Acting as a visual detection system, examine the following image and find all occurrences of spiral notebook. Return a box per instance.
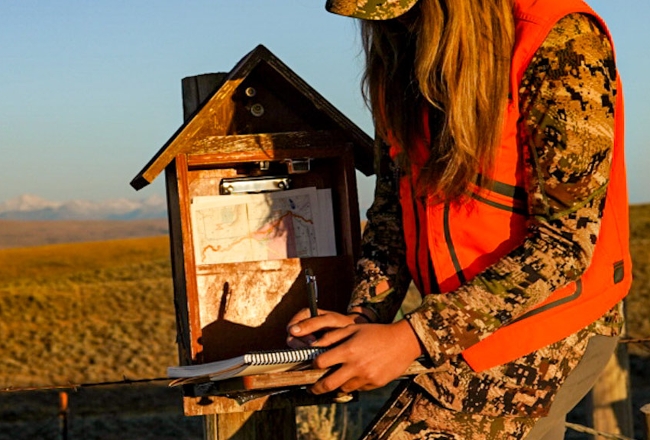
[168,347,327,386]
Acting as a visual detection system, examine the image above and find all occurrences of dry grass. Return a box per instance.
[296,404,344,440]
[626,204,650,356]
[0,236,169,282]
[0,236,177,388]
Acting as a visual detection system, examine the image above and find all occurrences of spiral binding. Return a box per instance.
[244,347,327,366]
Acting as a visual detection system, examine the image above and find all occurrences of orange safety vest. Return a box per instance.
[392,0,632,372]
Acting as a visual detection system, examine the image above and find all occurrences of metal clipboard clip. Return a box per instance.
[219,176,291,195]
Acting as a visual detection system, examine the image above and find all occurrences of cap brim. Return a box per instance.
[326,0,419,20]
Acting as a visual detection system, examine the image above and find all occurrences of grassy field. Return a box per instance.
[0,230,398,439]
[628,204,650,351]
[0,236,177,387]
[0,210,649,438]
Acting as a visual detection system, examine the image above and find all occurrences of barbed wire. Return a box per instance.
[565,422,636,440]
[0,376,170,393]
[619,337,650,344]
[1,337,648,394]
[619,336,650,354]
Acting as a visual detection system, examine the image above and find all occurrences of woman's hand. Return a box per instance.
[308,320,423,394]
[287,308,423,393]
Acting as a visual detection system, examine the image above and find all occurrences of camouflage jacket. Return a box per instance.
[348,12,624,426]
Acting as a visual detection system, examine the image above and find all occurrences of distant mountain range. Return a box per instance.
[0,194,167,220]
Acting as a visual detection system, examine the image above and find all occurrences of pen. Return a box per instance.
[305,268,319,318]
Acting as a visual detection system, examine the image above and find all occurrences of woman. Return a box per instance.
[287,0,631,438]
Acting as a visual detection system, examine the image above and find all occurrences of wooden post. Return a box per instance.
[58,391,69,440]
[180,72,299,440]
[586,302,634,439]
[203,409,297,439]
[641,403,650,439]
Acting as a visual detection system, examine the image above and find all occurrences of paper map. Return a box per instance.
[191,187,335,265]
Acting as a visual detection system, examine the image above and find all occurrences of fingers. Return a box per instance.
[310,364,355,395]
[309,331,374,394]
[286,308,318,348]
[309,363,384,395]
[287,311,353,341]
[305,322,416,395]
[286,309,358,350]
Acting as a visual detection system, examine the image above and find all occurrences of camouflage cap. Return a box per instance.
[325,0,419,20]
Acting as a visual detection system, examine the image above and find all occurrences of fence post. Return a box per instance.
[180,72,301,440]
[587,302,634,439]
[58,391,69,440]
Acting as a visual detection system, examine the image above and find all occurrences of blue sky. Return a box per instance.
[1,0,648,214]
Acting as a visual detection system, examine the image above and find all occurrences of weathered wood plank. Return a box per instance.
[174,154,204,363]
[184,130,347,156]
[587,337,634,438]
[130,74,241,189]
[184,132,353,168]
[185,388,341,416]
[165,161,193,365]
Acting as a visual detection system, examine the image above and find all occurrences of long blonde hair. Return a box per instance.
[361,0,515,201]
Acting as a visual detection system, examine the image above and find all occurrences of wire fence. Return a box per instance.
[3,336,649,394]
[566,422,636,440]
[0,376,169,394]
[1,337,648,439]
[0,384,203,440]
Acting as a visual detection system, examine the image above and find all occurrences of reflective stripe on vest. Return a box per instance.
[393,0,632,371]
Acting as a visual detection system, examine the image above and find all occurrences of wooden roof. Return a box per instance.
[131,44,375,190]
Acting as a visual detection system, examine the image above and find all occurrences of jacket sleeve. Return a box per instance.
[346,139,413,323]
[405,13,618,365]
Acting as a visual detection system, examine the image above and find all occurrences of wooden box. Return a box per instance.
[131,45,374,416]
